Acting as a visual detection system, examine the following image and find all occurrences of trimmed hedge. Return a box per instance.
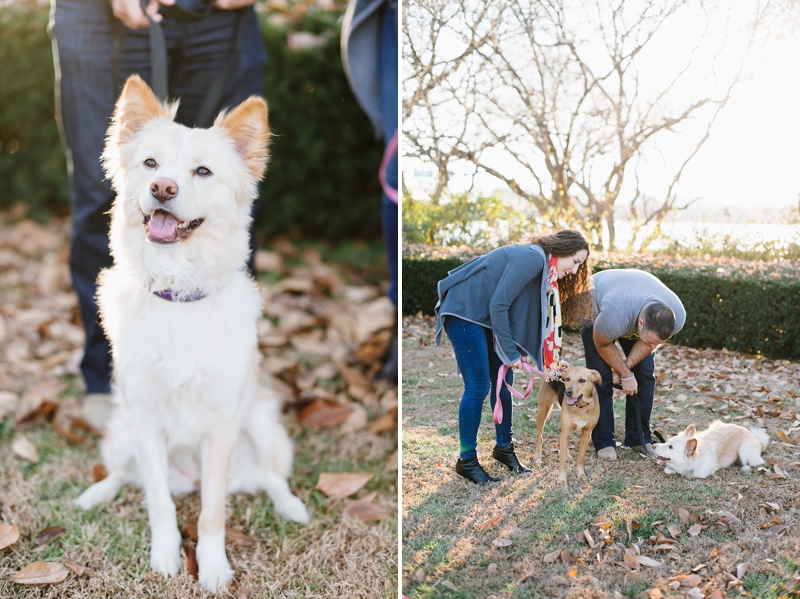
[0,4,383,239]
[403,257,800,360]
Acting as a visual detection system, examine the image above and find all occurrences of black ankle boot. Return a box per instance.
[375,330,398,384]
[493,444,532,473]
[455,457,500,485]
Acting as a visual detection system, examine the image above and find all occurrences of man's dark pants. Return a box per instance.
[49,0,265,393]
[581,327,656,451]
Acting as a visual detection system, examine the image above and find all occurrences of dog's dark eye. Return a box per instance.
[669,445,673,449]
[578,379,585,383]
[144,158,157,168]
[196,166,212,177]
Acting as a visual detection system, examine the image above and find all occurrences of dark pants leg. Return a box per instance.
[379,2,397,308]
[444,316,513,460]
[50,1,266,393]
[50,0,118,394]
[618,337,656,447]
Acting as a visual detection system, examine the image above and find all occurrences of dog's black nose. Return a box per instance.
[150,178,178,203]
[566,387,573,396]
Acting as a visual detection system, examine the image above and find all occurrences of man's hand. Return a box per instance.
[621,376,638,396]
[611,371,620,386]
[112,0,175,29]
[214,0,254,9]
[508,360,521,369]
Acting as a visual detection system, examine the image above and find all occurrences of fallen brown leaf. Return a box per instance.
[93,464,107,483]
[343,498,390,522]
[636,555,663,568]
[681,574,702,587]
[369,411,397,434]
[7,562,69,585]
[63,560,86,577]
[383,450,398,473]
[0,523,21,550]
[14,400,59,429]
[492,538,512,548]
[566,567,578,577]
[315,472,373,499]
[439,579,456,591]
[687,523,703,536]
[12,436,39,463]
[34,526,67,545]
[677,508,691,521]
[185,544,198,580]
[476,515,501,531]
[552,575,569,585]
[299,399,353,428]
[543,549,561,563]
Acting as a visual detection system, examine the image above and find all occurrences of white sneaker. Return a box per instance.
[82,393,115,431]
[597,447,617,461]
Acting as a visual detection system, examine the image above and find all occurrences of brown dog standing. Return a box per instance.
[533,366,602,484]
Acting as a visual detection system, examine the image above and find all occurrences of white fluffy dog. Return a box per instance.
[653,420,769,479]
[74,75,309,593]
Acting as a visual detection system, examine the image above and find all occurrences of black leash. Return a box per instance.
[612,383,664,462]
[110,0,249,128]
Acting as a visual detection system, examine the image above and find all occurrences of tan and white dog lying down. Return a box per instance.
[653,421,769,479]
[74,75,308,593]
[533,366,602,484]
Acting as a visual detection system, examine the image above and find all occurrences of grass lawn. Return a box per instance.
[402,315,800,599]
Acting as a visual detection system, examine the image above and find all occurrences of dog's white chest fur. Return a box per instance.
[574,420,587,430]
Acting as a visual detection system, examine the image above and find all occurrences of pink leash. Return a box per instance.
[493,358,566,424]
[379,130,398,204]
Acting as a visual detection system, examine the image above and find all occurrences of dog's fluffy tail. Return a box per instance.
[749,427,770,452]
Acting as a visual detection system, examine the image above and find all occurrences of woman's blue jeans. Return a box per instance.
[443,316,514,460]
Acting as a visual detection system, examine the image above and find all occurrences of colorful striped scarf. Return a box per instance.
[542,255,563,377]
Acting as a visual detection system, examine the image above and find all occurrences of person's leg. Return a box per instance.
[581,327,616,452]
[379,1,398,308]
[486,329,513,447]
[619,338,656,448]
[443,317,491,461]
[50,0,117,396]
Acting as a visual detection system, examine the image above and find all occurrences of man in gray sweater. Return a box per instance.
[581,269,686,460]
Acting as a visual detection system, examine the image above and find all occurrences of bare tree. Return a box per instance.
[403,0,777,248]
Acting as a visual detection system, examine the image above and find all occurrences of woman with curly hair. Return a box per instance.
[435,229,595,484]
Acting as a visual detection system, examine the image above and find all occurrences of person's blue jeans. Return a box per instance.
[379,2,397,308]
[444,316,514,460]
[581,327,656,450]
[49,0,265,393]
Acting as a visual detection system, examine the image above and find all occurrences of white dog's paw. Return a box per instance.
[197,558,234,594]
[741,465,751,472]
[74,478,121,510]
[277,494,310,524]
[149,530,182,578]
[664,466,677,475]
[197,531,234,594]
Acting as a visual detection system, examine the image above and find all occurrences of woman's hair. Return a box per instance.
[526,229,595,327]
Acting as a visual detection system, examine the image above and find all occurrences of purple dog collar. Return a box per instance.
[152,289,207,302]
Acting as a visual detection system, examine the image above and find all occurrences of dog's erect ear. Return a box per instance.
[684,424,696,438]
[111,75,177,145]
[685,438,698,457]
[215,96,270,180]
[589,369,602,386]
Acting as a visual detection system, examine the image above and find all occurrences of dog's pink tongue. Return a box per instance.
[148,212,179,239]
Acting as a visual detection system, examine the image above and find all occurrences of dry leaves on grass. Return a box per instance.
[11,435,39,463]
[7,562,69,585]
[316,472,374,499]
[343,495,390,522]
[34,526,67,545]
[0,522,21,550]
